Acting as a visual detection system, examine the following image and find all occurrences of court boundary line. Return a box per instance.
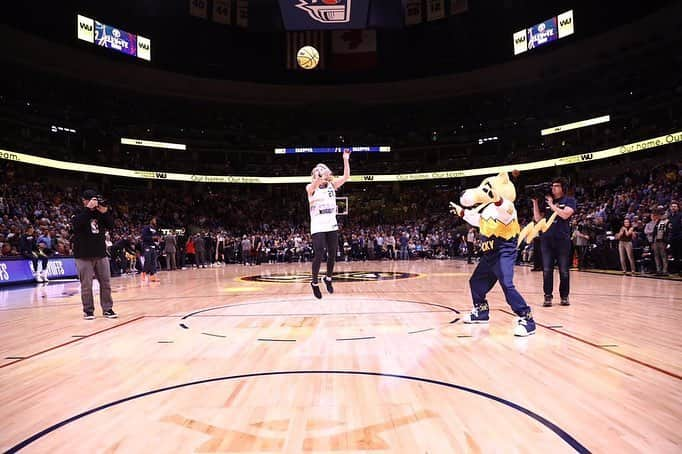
[0,316,145,369]
[497,309,682,381]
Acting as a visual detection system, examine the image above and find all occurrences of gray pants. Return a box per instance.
[618,241,636,272]
[75,257,114,313]
[166,250,177,270]
[653,241,668,273]
[196,249,206,266]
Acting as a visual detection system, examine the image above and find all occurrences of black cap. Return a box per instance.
[82,189,98,200]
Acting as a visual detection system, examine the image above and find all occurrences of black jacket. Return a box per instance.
[670,212,681,241]
[71,208,114,259]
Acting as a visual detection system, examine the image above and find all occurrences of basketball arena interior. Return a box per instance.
[1,0,681,452]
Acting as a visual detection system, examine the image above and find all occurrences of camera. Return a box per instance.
[95,195,108,207]
[524,182,552,200]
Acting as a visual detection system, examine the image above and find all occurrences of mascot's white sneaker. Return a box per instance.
[463,306,490,324]
[513,316,536,337]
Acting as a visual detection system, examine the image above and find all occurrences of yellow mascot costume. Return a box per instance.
[450,172,535,336]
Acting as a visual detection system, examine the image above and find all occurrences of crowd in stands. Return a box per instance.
[2,152,680,277]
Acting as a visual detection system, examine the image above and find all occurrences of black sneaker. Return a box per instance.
[103,309,118,319]
[83,311,95,320]
[542,296,553,307]
[560,298,570,306]
[311,282,322,299]
[323,277,334,294]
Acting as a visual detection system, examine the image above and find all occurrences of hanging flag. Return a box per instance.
[330,29,377,71]
[404,0,423,26]
[286,30,326,70]
[426,0,445,22]
[212,0,232,25]
[189,0,208,19]
[236,0,248,28]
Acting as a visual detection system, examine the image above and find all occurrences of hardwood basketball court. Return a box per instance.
[0,261,680,453]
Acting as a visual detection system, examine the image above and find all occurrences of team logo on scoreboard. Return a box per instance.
[295,0,352,24]
[242,271,419,283]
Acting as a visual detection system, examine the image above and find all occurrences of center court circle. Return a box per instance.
[6,371,588,453]
[240,271,420,283]
[178,297,460,340]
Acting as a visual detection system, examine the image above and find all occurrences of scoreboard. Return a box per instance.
[514,10,574,56]
[77,14,151,61]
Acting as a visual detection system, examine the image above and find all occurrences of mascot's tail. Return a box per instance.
[517,212,558,248]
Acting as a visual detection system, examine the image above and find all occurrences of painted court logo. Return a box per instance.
[242,271,419,283]
[295,0,352,24]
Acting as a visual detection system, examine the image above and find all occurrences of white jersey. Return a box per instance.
[309,183,338,234]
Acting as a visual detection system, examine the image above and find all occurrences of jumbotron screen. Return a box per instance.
[77,14,151,61]
[514,10,574,56]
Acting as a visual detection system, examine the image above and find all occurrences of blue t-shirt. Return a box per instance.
[542,196,576,241]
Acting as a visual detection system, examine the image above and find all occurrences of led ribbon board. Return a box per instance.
[541,115,611,136]
[274,146,391,154]
[2,131,680,184]
[121,138,187,150]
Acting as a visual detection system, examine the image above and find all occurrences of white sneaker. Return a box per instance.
[34,273,44,283]
[462,307,490,324]
[41,271,49,283]
[513,317,536,337]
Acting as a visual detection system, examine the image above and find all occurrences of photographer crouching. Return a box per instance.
[532,178,576,307]
[72,189,117,319]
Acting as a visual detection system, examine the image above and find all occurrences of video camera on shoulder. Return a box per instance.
[82,189,108,207]
[95,195,108,207]
[524,182,553,200]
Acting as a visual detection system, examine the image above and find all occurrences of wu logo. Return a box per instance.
[295,0,352,24]
[559,17,573,27]
[155,172,168,179]
[79,22,93,31]
[362,175,374,181]
[580,153,593,161]
[515,35,526,44]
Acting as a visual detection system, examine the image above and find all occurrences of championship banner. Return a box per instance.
[279,0,371,30]
[189,0,209,19]
[213,0,232,25]
[2,131,681,184]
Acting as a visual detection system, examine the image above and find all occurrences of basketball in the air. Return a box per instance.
[297,46,320,70]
